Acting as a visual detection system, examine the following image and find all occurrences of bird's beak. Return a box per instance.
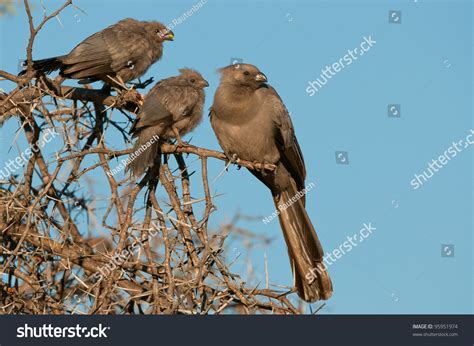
[163,31,174,41]
[255,72,267,83]
[202,80,210,88]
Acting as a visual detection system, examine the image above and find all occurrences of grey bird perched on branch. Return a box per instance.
[127,68,209,177]
[210,63,333,302]
[20,18,174,86]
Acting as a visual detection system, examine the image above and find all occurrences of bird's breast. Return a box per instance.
[212,107,280,164]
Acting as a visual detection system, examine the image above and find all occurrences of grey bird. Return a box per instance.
[20,18,174,85]
[210,63,332,302]
[127,68,209,177]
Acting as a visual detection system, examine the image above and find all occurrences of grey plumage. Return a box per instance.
[210,63,332,302]
[127,68,208,177]
[21,18,174,85]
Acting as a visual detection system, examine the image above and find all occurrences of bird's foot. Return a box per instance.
[252,160,273,176]
[175,138,187,148]
[170,136,188,148]
[129,77,154,90]
[226,154,241,170]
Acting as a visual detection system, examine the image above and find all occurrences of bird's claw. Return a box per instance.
[253,160,270,176]
[176,138,187,148]
[130,77,154,90]
[230,153,240,163]
[225,154,241,170]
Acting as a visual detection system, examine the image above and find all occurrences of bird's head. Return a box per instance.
[150,22,175,42]
[178,68,209,89]
[218,63,267,89]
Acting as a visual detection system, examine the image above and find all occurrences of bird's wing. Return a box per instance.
[265,86,306,190]
[158,85,200,121]
[129,83,171,135]
[62,22,152,78]
[130,84,199,134]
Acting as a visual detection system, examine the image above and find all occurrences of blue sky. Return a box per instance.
[0,0,472,314]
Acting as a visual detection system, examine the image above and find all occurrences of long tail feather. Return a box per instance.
[126,128,161,178]
[19,56,66,76]
[273,179,333,302]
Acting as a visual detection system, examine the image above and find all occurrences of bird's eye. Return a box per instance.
[190,79,196,83]
[244,71,250,76]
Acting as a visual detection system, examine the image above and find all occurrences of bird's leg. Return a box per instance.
[172,126,185,147]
